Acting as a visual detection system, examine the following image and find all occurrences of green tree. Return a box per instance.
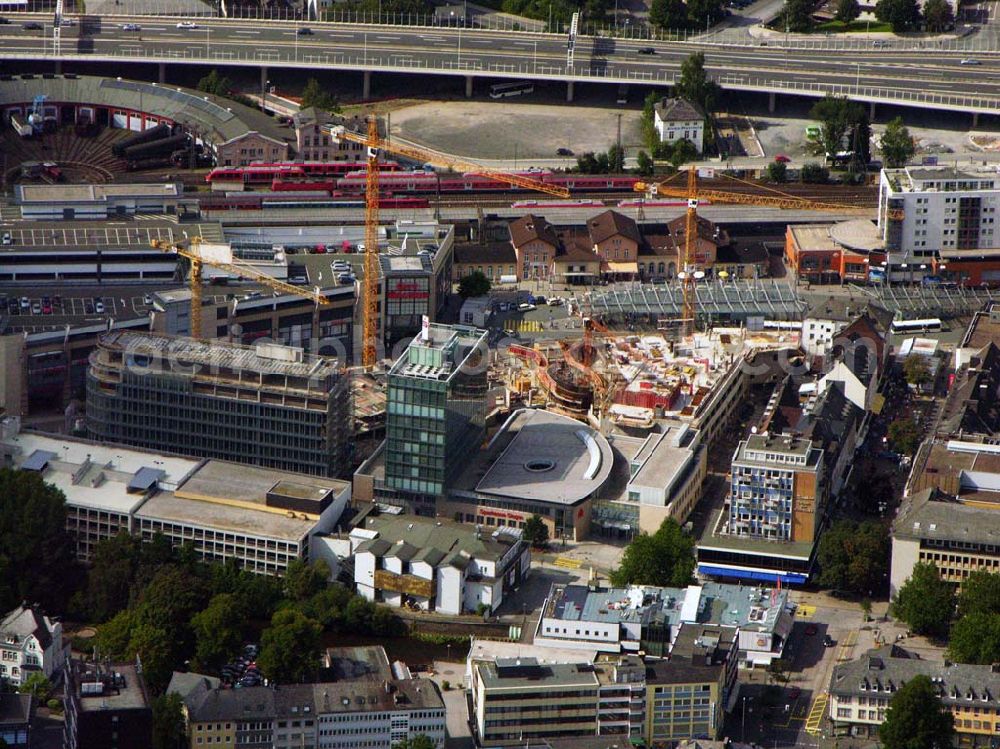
[834,0,860,22]
[816,520,890,596]
[874,0,920,31]
[576,152,600,174]
[766,161,788,183]
[668,139,699,169]
[903,356,932,387]
[641,92,660,151]
[259,608,322,684]
[891,562,955,639]
[300,78,341,113]
[283,559,329,603]
[607,144,626,173]
[371,606,406,637]
[18,673,51,700]
[129,621,175,694]
[0,469,79,615]
[957,570,1000,618]
[95,609,136,659]
[686,0,724,29]
[191,593,245,672]
[767,658,791,686]
[675,52,721,115]
[887,418,922,455]
[879,674,955,749]
[152,692,187,749]
[610,519,695,587]
[635,150,655,177]
[800,163,830,183]
[782,0,815,32]
[393,736,437,749]
[522,515,549,547]
[197,69,232,97]
[922,0,953,29]
[82,531,142,622]
[880,117,916,168]
[649,0,689,29]
[458,271,492,298]
[810,95,864,161]
[948,612,1000,664]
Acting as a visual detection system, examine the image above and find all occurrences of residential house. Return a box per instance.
[653,98,705,154]
[587,210,642,279]
[552,235,602,285]
[829,644,1000,744]
[0,603,65,688]
[801,296,893,360]
[215,131,289,168]
[293,108,366,162]
[510,214,560,281]
[0,694,31,748]
[452,242,518,283]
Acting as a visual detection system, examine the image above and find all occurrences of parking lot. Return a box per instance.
[2,293,154,319]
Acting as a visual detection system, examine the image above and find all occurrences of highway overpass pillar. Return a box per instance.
[54,60,62,74]
[465,75,474,98]
[566,81,575,103]
[973,112,980,128]
[363,71,372,100]
[768,92,775,113]
[869,101,876,120]
[158,63,167,84]
[260,66,269,101]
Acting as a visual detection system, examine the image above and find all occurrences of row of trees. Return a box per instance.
[649,0,726,32]
[198,71,339,113]
[782,0,952,32]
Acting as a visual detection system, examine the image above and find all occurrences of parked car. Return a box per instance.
[518,302,536,312]
[2,232,11,245]
[31,303,42,315]
[548,297,564,306]
[823,634,836,647]
[143,294,153,305]
[774,154,791,163]
[805,623,818,636]
[20,297,30,309]
[95,300,105,314]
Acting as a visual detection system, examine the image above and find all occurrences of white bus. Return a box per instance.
[489,81,535,99]
[891,318,942,335]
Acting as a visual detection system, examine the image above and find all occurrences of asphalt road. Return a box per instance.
[1,13,998,112]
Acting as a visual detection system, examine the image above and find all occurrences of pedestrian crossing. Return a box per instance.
[804,691,828,736]
[552,556,583,569]
[510,319,544,333]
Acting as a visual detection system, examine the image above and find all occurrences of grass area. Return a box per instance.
[814,19,893,32]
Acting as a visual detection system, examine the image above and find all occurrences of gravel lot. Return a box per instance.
[390,98,645,160]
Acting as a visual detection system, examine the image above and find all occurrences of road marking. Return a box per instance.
[837,630,859,661]
[234,30,260,34]
[796,604,816,618]
[375,35,401,40]
[553,556,583,569]
[805,692,828,736]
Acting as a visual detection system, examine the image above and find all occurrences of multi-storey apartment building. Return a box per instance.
[86,332,351,478]
[830,645,1000,745]
[0,604,66,689]
[878,165,1000,285]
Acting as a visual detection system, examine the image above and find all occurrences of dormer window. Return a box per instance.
[859,681,868,691]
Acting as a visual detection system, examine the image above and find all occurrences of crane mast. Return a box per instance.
[362,116,380,369]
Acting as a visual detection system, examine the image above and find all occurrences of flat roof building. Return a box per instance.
[86,332,351,478]
[64,661,152,749]
[13,183,183,221]
[0,421,350,574]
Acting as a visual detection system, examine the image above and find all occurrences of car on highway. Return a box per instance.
[872,40,889,47]
[556,147,574,156]
[0,17,10,24]
[960,58,981,65]
[176,21,198,28]
[60,17,77,25]
[297,26,314,35]
[637,47,656,55]
[121,23,141,31]
[23,22,43,30]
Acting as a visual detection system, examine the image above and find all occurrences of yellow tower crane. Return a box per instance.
[326,117,572,369]
[151,237,332,339]
[633,168,903,336]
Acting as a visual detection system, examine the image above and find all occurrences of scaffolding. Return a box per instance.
[587,280,807,323]
[847,284,999,319]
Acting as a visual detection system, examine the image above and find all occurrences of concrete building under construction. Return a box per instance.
[86,331,351,477]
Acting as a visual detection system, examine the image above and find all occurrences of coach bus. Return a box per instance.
[890,318,943,335]
[489,81,534,99]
